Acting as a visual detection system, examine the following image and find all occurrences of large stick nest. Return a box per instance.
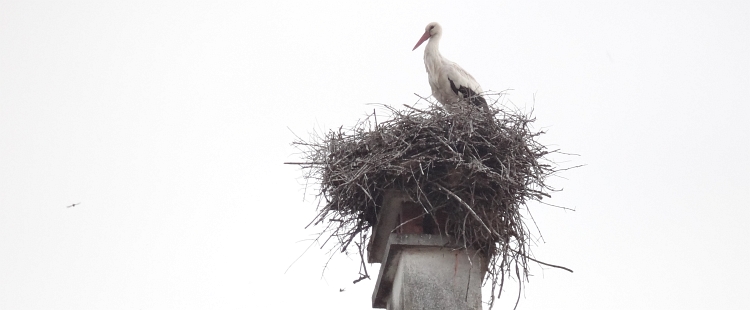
[289,94,569,308]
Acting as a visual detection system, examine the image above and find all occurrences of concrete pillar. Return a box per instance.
[372,234,486,310]
[368,191,487,310]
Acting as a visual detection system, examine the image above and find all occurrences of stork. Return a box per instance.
[412,22,489,113]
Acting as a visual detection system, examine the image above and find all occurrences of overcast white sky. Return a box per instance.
[1,1,749,309]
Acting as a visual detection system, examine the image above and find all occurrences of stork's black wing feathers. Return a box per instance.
[449,78,489,111]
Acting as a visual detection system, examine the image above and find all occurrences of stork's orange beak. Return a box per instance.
[412,30,431,51]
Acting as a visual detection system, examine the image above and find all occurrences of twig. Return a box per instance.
[284,161,325,165]
[523,255,574,273]
[435,183,497,237]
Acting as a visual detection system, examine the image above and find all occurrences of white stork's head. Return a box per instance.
[412,22,442,51]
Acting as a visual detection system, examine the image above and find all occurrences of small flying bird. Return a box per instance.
[412,22,489,113]
[66,202,81,208]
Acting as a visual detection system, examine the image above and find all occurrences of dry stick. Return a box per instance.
[284,233,324,274]
[538,200,576,211]
[436,183,497,237]
[523,256,574,273]
[525,207,546,244]
[498,245,507,298]
[353,238,370,284]
[283,161,324,165]
[436,184,573,274]
[513,264,522,310]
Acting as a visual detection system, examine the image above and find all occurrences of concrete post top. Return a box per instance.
[372,234,486,309]
[367,190,452,264]
[367,190,412,264]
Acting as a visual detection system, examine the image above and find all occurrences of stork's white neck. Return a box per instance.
[423,33,445,79]
[422,32,445,100]
[424,33,442,59]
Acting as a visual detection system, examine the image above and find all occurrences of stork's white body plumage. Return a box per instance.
[413,22,488,112]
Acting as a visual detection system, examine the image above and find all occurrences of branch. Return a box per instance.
[435,183,497,237]
[283,161,324,165]
[523,255,574,273]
